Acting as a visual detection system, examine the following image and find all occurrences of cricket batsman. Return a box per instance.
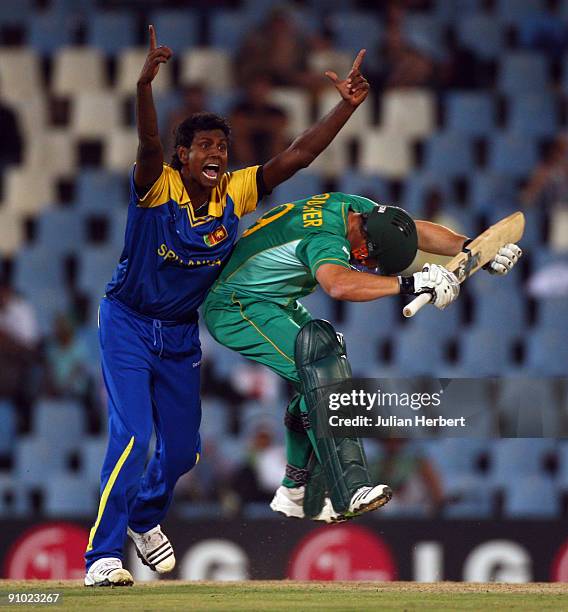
[203,192,522,522]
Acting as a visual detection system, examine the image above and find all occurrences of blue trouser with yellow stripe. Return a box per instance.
[85,297,202,569]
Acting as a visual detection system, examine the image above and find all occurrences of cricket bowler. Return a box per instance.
[203,192,522,522]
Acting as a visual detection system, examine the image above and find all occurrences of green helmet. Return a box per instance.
[363,205,418,275]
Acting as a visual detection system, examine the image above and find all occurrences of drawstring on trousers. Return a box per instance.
[152,319,163,358]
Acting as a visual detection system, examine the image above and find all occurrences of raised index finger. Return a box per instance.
[149,24,157,50]
[351,49,366,71]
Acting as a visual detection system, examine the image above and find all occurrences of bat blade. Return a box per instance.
[403,211,525,318]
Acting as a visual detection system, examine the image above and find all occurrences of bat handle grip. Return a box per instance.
[403,293,432,318]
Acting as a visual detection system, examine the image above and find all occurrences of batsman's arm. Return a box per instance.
[316,264,400,302]
[415,220,468,257]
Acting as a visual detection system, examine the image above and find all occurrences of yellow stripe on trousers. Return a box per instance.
[86,436,135,552]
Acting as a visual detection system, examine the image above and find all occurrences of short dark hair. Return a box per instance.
[170,112,231,169]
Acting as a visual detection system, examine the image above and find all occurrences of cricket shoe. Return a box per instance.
[84,558,134,587]
[127,525,176,573]
[269,486,346,523]
[333,484,393,521]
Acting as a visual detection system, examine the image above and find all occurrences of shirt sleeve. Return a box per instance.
[133,164,173,208]
[296,233,352,276]
[227,165,261,217]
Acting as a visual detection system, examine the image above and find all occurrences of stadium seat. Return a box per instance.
[88,11,137,54]
[469,172,517,213]
[495,378,562,437]
[392,328,447,375]
[456,15,504,60]
[507,94,558,137]
[443,474,495,519]
[471,290,525,339]
[537,297,568,331]
[0,475,32,518]
[489,132,538,178]
[28,12,73,54]
[298,289,336,322]
[434,0,482,20]
[402,14,445,59]
[434,382,497,436]
[0,0,33,27]
[402,298,461,341]
[200,399,230,439]
[503,474,559,518]
[556,442,568,489]
[26,129,76,177]
[14,245,65,294]
[360,130,413,179]
[0,400,16,456]
[490,438,557,487]
[525,328,568,375]
[44,474,97,516]
[424,133,475,177]
[115,48,173,94]
[37,209,83,256]
[425,438,489,477]
[458,329,513,376]
[77,170,128,212]
[71,92,122,138]
[14,437,69,486]
[4,167,54,216]
[445,92,495,137]
[381,89,435,138]
[77,245,122,298]
[499,52,549,95]
[0,211,24,256]
[0,49,42,104]
[337,171,390,203]
[210,10,250,52]
[80,437,106,486]
[401,172,452,217]
[268,88,311,138]
[329,12,382,58]
[496,0,547,25]
[52,48,106,96]
[308,49,353,82]
[318,88,374,137]
[29,288,70,336]
[150,10,199,53]
[271,172,324,206]
[103,129,139,173]
[179,49,232,92]
[33,399,86,452]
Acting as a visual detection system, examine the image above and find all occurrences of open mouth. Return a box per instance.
[202,164,220,181]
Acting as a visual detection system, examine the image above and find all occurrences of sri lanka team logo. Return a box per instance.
[204,225,228,247]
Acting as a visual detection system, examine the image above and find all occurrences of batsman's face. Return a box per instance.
[348,213,379,270]
[180,129,229,188]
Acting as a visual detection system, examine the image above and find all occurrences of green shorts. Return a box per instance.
[203,290,312,386]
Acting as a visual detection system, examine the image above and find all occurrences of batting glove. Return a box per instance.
[485,243,522,275]
[414,263,460,309]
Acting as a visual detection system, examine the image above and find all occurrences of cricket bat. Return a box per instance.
[403,211,525,318]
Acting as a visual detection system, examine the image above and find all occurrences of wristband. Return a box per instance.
[398,275,415,295]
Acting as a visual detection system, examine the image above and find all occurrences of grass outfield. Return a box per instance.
[0,581,567,611]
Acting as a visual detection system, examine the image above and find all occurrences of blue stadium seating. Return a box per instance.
[80,437,106,486]
[489,132,538,178]
[458,329,513,376]
[0,401,16,456]
[200,399,230,440]
[508,94,558,137]
[270,172,323,204]
[525,328,568,375]
[37,208,85,255]
[445,93,495,137]
[403,14,446,59]
[401,173,452,216]
[504,474,559,518]
[33,399,86,452]
[469,173,518,213]
[44,474,97,516]
[471,289,525,339]
[499,53,549,95]
[329,12,382,58]
[495,378,562,437]
[88,11,137,54]
[149,10,199,53]
[77,170,128,213]
[0,0,33,26]
[443,474,495,518]
[210,11,251,52]
[299,289,336,322]
[537,297,568,331]
[77,245,122,298]
[14,246,66,294]
[490,438,557,487]
[434,0,482,20]
[556,442,568,489]
[392,328,447,375]
[425,438,489,477]
[28,12,74,54]
[337,171,390,204]
[424,133,475,177]
[401,297,461,341]
[14,438,69,486]
[456,15,504,60]
[496,0,547,25]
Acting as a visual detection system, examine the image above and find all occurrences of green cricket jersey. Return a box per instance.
[208,192,378,305]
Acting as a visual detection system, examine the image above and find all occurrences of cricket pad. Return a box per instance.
[295,319,371,513]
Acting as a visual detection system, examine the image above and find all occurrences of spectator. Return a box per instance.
[522,134,568,209]
[0,280,40,426]
[235,7,319,90]
[367,439,444,516]
[229,76,288,167]
[165,83,207,156]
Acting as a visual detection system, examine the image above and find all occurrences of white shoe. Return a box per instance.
[84,557,134,587]
[340,484,393,519]
[270,485,305,519]
[127,525,176,574]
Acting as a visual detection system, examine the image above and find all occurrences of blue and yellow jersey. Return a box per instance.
[106,163,261,321]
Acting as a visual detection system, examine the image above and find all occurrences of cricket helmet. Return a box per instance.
[363,205,418,275]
